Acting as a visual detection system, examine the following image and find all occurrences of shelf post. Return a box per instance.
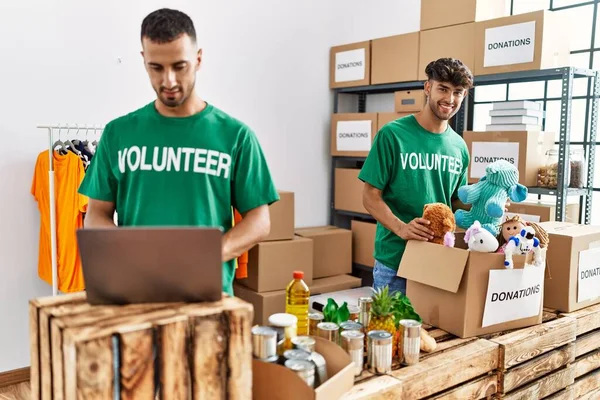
[556,67,574,222]
[585,71,599,224]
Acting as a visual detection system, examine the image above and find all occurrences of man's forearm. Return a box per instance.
[363,191,403,235]
[84,213,117,228]
[222,206,270,262]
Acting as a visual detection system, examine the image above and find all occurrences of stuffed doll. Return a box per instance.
[455,160,528,236]
[423,202,456,247]
[496,215,526,254]
[464,221,499,252]
[503,225,544,269]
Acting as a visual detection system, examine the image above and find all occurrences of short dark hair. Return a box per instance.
[141,8,196,44]
[425,58,474,89]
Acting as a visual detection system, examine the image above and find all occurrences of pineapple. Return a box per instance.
[367,286,398,356]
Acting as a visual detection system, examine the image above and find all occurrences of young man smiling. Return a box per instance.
[358,58,474,295]
[79,8,279,296]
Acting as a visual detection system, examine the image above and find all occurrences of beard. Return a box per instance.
[428,98,458,121]
[156,78,195,108]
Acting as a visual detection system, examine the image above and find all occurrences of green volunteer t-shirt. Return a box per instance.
[358,114,469,271]
[78,101,280,295]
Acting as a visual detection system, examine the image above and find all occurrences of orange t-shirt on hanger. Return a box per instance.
[31,150,88,293]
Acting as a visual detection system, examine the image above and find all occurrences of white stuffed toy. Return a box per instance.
[503,225,544,269]
[464,221,499,253]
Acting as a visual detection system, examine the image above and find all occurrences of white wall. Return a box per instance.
[0,0,420,372]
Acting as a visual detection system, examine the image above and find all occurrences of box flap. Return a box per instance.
[398,241,469,293]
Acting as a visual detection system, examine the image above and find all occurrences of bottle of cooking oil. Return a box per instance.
[285,271,310,335]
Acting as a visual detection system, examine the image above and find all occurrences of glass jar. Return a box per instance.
[569,149,586,189]
[538,149,560,188]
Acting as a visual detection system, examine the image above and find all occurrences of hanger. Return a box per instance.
[72,125,81,147]
[63,125,82,157]
[52,125,67,155]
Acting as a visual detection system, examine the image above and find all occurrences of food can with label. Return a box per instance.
[367,330,393,375]
[341,330,365,376]
[400,320,421,366]
[285,359,315,389]
[292,336,316,353]
[283,349,312,363]
[310,351,328,388]
[251,326,278,360]
[358,297,373,327]
[316,322,339,343]
[308,312,324,335]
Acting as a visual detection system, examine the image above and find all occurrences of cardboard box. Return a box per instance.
[539,222,600,313]
[234,274,363,325]
[265,191,295,241]
[474,10,570,76]
[330,41,371,89]
[398,233,545,338]
[252,336,355,400]
[394,90,426,113]
[330,113,378,157]
[421,0,507,31]
[351,220,376,267]
[334,168,367,215]
[507,202,581,224]
[418,23,476,81]
[236,235,313,293]
[371,32,420,84]
[377,112,412,131]
[295,226,352,279]
[462,130,555,187]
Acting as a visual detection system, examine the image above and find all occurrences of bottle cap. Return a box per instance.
[293,271,304,279]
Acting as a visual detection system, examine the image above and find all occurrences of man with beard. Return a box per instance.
[358,58,474,295]
[78,8,279,296]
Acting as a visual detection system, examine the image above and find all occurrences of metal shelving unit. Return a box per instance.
[330,67,599,228]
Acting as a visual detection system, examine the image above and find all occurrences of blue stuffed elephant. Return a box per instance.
[455,160,528,236]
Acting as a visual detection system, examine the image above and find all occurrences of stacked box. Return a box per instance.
[486,100,545,132]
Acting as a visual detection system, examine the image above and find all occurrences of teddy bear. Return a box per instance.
[422,202,456,246]
[455,159,528,236]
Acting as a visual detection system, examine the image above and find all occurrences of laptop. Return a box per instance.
[76,227,223,305]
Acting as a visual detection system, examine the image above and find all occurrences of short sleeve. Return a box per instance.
[31,153,43,202]
[358,127,395,190]
[452,145,470,200]
[78,124,117,202]
[231,128,279,214]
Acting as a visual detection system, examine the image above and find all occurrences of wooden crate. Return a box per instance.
[560,304,600,399]
[29,292,253,400]
[343,326,499,399]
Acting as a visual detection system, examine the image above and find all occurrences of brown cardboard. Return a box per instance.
[462,130,555,187]
[539,222,600,313]
[394,90,426,112]
[234,274,362,325]
[330,41,371,89]
[371,32,420,84]
[334,168,367,215]
[507,202,581,224]
[418,23,476,81]
[237,235,313,293]
[330,113,378,157]
[351,220,376,267]
[421,0,507,31]
[398,236,544,338]
[252,336,355,400]
[474,10,570,76]
[265,191,295,241]
[295,226,352,279]
[377,112,412,131]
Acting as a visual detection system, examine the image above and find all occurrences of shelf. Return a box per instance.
[527,187,590,196]
[335,80,425,94]
[335,210,374,220]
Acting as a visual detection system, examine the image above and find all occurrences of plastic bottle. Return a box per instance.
[285,271,310,335]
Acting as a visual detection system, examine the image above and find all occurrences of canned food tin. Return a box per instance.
[310,351,328,388]
[251,326,278,359]
[292,336,316,353]
[358,297,373,327]
[339,321,363,333]
[316,322,339,343]
[341,330,365,376]
[367,330,393,375]
[400,320,421,366]
[283,349,312,363]
[285,359,315,389]
[348,305,360,322]
[308,312,324,335]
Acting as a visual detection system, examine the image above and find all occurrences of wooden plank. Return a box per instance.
[560,304,600,337]
[574,328,600,358]
[426,373,498,400]
[119,328,155,399]
[420,338,479,361]
[495,365,575,400]
[391,339,499,399]
[192,313,227,399]
[0,368,30,389]
[571,369,600,398]
[340,375,402,400]
[489,317,576,370]
[500,344,575,393]
[224,301,253,399]
[576,386,600,400]
[29,302,40,400]
[573,349,600,379]
[63,336,114,400]
[543,387,573,400]
[157,317,190,400]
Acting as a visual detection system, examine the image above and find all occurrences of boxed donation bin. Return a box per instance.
[370,32,419,84]
[330,113,378,157]
[539,222,600,313]
[329,41,371,89]
[420,0,507,30]
[398,233,545,338]
[418,23,475,81]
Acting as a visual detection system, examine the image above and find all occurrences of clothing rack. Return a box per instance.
[37,123,104,296]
